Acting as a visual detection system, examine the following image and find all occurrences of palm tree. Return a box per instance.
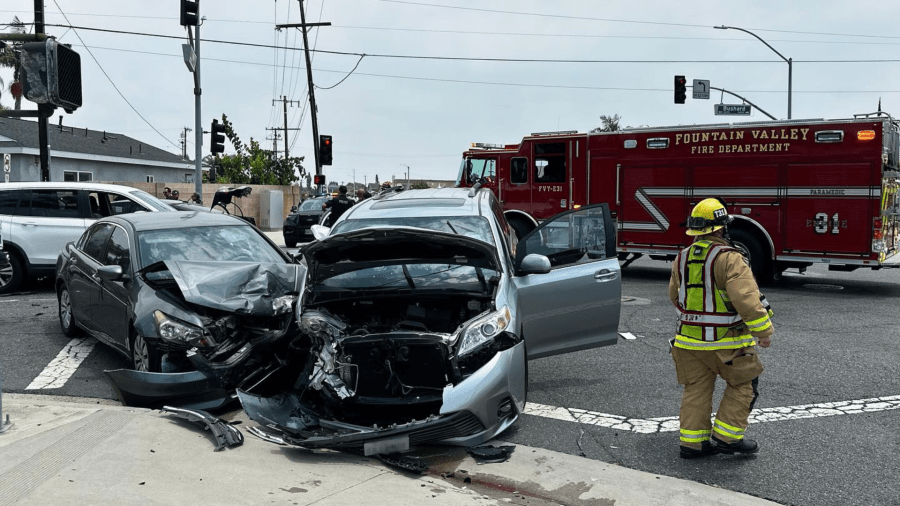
[597,114,622,132]
[0,16,26,110]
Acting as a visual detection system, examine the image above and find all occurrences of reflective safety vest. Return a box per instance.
[674,240,754,350]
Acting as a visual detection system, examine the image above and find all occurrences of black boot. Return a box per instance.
[679,441,718,459]
[712,437,759,455]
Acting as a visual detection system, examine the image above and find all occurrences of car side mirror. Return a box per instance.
[310,224,330,242]
[97,264,125,281]
[519,253,551,275]
[290,206,298,213]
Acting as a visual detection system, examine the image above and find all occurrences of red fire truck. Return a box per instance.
[457,114,900,281]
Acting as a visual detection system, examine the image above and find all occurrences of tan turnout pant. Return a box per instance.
[671,346,764,449]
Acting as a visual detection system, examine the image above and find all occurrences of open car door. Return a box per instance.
[512,204,621,360]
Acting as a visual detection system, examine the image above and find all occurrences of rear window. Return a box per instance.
[332,216,494,244]
[299,199,324,211]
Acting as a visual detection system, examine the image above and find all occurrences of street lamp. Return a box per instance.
[715,25,792,119]
[399,163,410,189]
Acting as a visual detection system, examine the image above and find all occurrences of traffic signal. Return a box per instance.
[180,0,199,26]
[319,135,333,166]
[210,119,226,154]
[674,75,687,104]
[19,39,82,113]
[314,174,326,186]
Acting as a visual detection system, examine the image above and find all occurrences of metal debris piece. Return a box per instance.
[465,444,515,464]
[376,453,429,474]
[161,406,244,451]
[247,425,287,445]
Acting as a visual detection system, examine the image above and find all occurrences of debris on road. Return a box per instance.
[465,445,515,464]
[161,406,244,451]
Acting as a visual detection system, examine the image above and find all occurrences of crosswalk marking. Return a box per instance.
[523,395,900,433]
[25,338,96,390]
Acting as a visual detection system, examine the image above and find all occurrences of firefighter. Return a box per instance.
[322,185,354,226]
[668,198,774,459]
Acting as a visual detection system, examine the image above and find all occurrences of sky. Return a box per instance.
[2,0,898,186]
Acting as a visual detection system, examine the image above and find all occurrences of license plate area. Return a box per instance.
[363,435,409,456]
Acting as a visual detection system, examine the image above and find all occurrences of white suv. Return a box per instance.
[0,182,174,293]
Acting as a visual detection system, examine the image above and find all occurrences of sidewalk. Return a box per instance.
[0,394,780,506]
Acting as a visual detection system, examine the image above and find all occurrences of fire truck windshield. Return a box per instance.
[456,157,496,187]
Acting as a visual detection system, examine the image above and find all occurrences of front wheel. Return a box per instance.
[729,229,774,284]
[285,237,298,248]
[131,331,161,373]
[58,284,81,337]
[0,253,24,294]
[509,219,532,241]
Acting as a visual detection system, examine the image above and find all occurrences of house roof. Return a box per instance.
[0,117,187,165]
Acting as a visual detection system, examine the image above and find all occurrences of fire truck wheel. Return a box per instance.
[729,229,774,284]
[509,219,532,241]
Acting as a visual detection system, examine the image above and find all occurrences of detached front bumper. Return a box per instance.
[239,341,526,450]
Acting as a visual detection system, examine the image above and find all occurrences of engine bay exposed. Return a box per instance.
[293,294,517,424]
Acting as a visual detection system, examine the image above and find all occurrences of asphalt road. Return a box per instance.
[1,259,898,506]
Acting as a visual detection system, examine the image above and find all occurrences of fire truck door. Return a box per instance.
[784,163,873,255]
[531,141,569,220]
[617,164,688,246]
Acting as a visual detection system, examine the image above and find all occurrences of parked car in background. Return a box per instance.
[283,196,328,247]
[0,182,174,293]
[56,212,298,379]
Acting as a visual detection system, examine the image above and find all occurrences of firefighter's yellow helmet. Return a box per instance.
[685,198,733,236]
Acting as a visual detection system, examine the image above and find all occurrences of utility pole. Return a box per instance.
[181,127,193,160]
[265,131,282,158]
[276,2,330,193]
[272,96,301,159]
[34,0,51,181]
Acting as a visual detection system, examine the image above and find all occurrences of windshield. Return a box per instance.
[455,157,495,187]
[455,158,468,187]
[332,216,494,245]
[129,190,174,212]
[137,225,285,268]
[320,263,498,291]
[299,199,324,211]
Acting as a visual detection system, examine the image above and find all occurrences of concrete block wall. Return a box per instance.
[106,182,303,231]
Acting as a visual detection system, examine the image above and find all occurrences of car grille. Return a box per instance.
[408,411,485,446]
[313,411,485,450]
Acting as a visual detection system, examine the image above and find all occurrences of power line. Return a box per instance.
[72,44,900,94]
[327,25,900,47]
[11,17,900,46]
[40,23,900,63]
[49,3,177,149]
[374,0,900,40]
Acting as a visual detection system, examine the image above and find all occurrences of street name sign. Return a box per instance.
[693,79,710,99]
[715,103,752,115]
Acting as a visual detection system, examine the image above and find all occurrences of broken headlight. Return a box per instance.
[272,295,295,315]
[153,310,213,347]
[456,306,511,359]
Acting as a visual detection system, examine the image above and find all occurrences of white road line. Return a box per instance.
[523,395,900,434]
[25,338,96,390]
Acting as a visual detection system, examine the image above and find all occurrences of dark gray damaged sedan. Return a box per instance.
[55,212,301,406]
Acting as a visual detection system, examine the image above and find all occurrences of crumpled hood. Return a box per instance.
[163,260,305,314]
[303,227,500,278]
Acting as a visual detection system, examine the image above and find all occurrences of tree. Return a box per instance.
[410,182,429,190]
[591,114,622,133]
[213,114,303,186]
[0,17,26,110]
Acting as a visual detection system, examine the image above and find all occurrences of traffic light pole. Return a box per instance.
[34,0,51,182]
[192,23,203,199]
